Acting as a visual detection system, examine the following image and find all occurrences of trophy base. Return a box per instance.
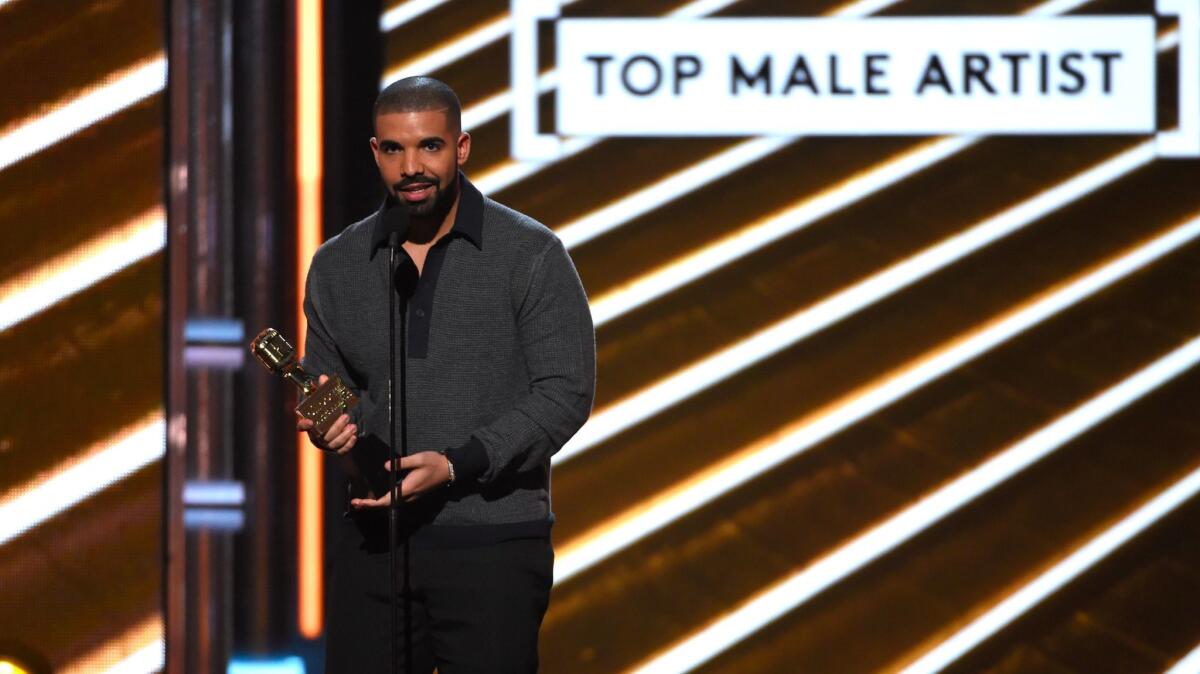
[297,375,359,435]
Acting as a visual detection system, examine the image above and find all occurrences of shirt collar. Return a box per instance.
[369,171,484,258]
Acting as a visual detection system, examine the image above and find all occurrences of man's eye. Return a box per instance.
[423,142,441,151]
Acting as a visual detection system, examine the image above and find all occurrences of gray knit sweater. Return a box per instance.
[302,176,595,541]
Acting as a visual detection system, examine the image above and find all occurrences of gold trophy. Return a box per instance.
[250,327,359,434]
[251,327,389,499]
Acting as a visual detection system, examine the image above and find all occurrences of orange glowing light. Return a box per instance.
[296,0,324,640]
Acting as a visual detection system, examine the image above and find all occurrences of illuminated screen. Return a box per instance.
[4,0,1200,672]
[0,0,165,671]
[380,0,1200,672]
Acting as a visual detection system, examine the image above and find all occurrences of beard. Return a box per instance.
[393,170,459,221]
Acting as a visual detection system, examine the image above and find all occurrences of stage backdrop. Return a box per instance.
[378,0,1200,672]
[4,1,1200,673]
[0,0,166,672]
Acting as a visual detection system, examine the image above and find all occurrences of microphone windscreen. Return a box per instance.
[381,201,410,246]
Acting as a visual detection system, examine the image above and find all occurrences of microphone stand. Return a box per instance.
[387,234,399,674]
[386,234,414,674]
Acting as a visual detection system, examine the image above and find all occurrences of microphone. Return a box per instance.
[381,203,419,299]
[381,200,410,250]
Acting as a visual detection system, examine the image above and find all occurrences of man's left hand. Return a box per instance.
[349,451,451,509]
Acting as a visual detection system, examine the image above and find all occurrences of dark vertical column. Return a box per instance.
[164,0,191,670]
[186,1,236,671]
[167,0,251,670]
[324,0,385,238]
[233,0,295,652]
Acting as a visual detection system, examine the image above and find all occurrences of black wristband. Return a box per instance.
[445,436,489,483]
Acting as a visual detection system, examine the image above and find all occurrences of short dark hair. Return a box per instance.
[374,76,462,133]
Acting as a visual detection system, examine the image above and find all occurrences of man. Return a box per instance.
[296,76,595,673]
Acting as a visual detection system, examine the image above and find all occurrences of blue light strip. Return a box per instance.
[228,656,306,674]
[184,317,245,344]
[184,345,246,368]
[183,480,245,506]
[184,508,245,531]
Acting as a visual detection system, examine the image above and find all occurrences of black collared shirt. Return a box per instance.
[368,172,485,359]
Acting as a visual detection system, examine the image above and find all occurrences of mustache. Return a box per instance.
[393,176,438,191]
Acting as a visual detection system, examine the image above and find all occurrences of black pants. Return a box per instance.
[325,515,554,674]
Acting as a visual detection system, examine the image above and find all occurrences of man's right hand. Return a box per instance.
[296,374,358,454]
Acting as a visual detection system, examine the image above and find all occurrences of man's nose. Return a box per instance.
[401,152,422,177]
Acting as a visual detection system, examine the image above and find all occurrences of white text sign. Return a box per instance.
[556,18,1155,136]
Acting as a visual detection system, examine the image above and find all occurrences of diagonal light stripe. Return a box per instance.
[585,135,976,327]
[0,57,166,173]
[383,14,513,85]
[1160,26,1181,51]
[667,0,741,16]
[556,209,1200,588]
[60,615,163,674]
[0,208,165,333]
[627,315,1200,674]
[824,0,900,12]
[473,136,598,195]
[556,137,793,249]
[462,86,531,136]
[556,139,1154,464]
[0,413,164,547]
[380,0,453,32]
[380,0,748,88]
[1025,0,1093,15]
[900,456,1200,673]
[101,639,164,674]
[459,72,542,133]
[1166,641,1200,674]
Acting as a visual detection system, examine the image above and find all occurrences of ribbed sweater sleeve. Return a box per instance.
[300,257,364,427]
[451,236,596,483]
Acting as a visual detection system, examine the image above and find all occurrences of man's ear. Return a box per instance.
[369,137,381,165]
[457,131,471,166]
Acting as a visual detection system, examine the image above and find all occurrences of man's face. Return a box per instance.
[370,109,471,219]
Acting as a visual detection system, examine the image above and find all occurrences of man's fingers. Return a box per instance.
[350,492,390,509]
[322,414,349,443]
[336,434,357,455]
[296,417,314,432]
[319,374,329,385]
[384,454,420,472]
[330,424,356,450]
[400,472,422,500]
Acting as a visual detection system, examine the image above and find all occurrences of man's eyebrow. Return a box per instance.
[420,136,445,146]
